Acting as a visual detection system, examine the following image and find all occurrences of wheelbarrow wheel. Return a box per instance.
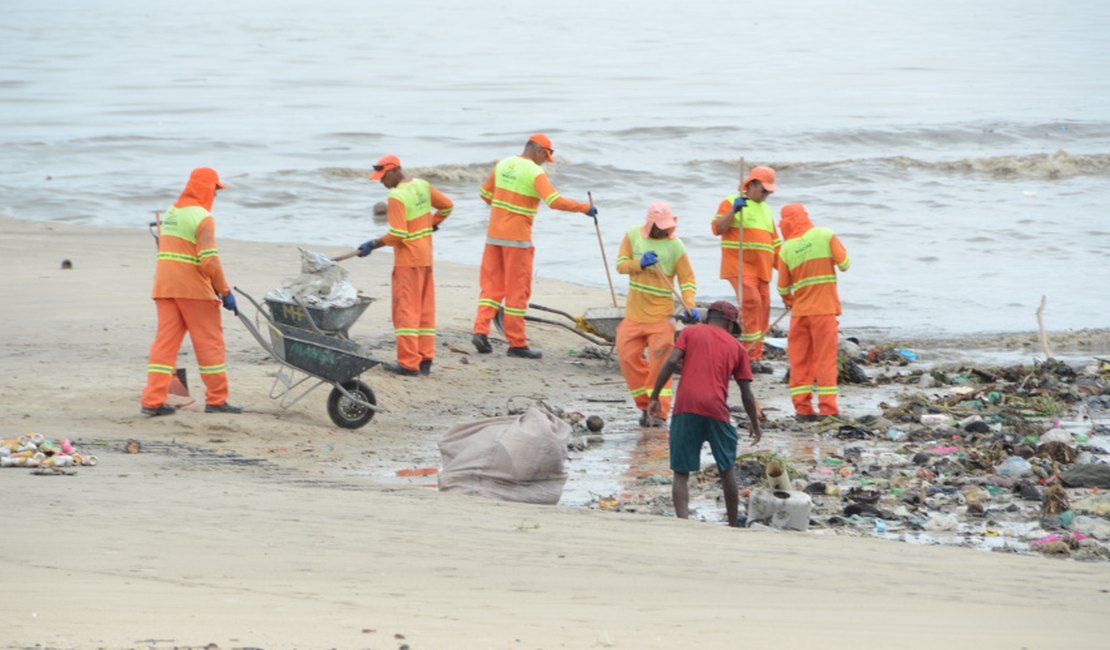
[327,380,376,429]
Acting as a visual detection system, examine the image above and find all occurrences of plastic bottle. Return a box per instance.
[875,519,887,534]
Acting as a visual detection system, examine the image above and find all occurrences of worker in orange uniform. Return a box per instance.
[140,167,241,416]
[356,154,453,376]
[471,134,596,359]
[776,202,850,421]
[711,166,781,372]
[615,202,698,427]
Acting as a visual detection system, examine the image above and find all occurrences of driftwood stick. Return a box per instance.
[1035,295,1052,359]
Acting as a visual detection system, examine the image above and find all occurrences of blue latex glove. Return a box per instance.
[586,205,598,218]
[222,291,238,314]
[732,196,747,213]
[681,309,700,324]
[640,251,658,268]
[357,239,375,257]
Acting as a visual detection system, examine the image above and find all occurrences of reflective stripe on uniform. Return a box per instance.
[504,305,527,317]
[816,385,838,395]
[197,247,219,260]
[157,252,200,265]
[479,298,501,310]
[147,363,175,375]
[837,256,851,271]
[785,274,837,292]
[395,328,420,337]
[198,363,226,375]
[486,237,532,248]
[390,226,434,241]
[417,328,436,336]
[740,330,763,342]
[789,385,814,396]
[490,199,537,217]
[543,191,560,206]
[628,280,672,297]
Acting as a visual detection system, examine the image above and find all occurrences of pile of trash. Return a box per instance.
[2,434,97,469]
[265,249,361,308]
[745,355,1110,559]
[583,353,1110,560]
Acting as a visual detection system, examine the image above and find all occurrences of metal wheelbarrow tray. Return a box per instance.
[494,303,623,347]
[265,295,373,339]
[234,287,383,429]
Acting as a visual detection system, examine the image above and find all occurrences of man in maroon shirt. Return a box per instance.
[648,300,763,527]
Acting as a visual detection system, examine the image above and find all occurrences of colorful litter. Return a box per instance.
[1,434,97,469]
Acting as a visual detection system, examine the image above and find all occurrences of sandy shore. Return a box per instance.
[2,215,1108,649]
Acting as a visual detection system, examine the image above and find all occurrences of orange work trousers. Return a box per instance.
[616,319,675,419]
[728,275,770,361]
[392,265,435,372]
[141,297,228,408]
[787,314,839,416]
[473,243,534,348]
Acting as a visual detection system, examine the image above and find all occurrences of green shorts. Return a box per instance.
[669,412,738,473]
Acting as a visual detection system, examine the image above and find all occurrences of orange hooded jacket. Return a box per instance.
[776,203,849,316]
[151,167,230,300]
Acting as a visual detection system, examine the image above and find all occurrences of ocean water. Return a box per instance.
[3,0,1109,336]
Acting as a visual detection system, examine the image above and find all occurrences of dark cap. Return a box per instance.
[707,300,739,321]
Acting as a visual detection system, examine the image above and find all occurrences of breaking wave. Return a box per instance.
[692,150,1110,181]
[322,162,495,184]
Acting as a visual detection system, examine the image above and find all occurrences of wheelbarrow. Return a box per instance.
[233,287,383,429]
[264,294,373,340]
[494,303,624,347]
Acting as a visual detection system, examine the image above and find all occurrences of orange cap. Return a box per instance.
[742,166,777,192]
[641,201,678,239]
[529,133,555,162]
[369,154,401,180]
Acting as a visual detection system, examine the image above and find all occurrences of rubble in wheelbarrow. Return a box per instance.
[266,249,363,308]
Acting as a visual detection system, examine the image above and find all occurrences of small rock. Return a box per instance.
[1038,541,1071,556]
[1017,482,1042,501]
[586,415,605,432]
[964,420,991,434]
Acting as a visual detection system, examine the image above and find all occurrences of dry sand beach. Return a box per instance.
[2,215,1109,649]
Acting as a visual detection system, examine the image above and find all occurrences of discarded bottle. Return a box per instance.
[895,348,917,361]
[875,519,887,534]
[920,413,951,426]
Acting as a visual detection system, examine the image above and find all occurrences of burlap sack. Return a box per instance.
[438,402,570,505]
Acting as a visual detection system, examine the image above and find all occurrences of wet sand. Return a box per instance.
[2,215,1108,649]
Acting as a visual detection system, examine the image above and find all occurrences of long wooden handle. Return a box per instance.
[744,308,791,352]
[589,192,619,308]
[651,266,692,312]
[332,250,361,262]
[735,157,745,325]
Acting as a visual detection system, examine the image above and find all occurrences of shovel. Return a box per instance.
[331,250,361,263]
